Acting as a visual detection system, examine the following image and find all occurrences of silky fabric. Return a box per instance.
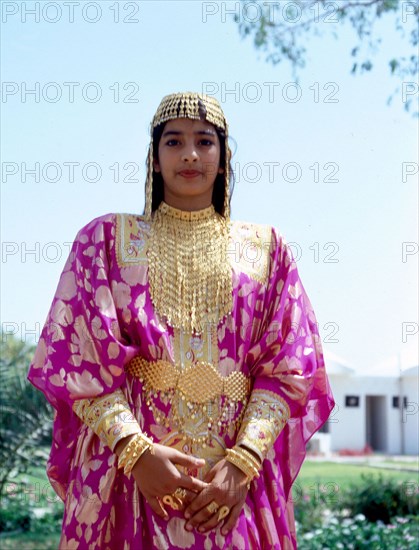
[28,211,334,549]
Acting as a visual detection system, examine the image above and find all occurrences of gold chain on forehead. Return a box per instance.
[144,92,230,221]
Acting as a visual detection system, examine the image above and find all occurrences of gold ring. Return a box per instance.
[206,500,220,514]
[163,494,181,510]
[217,505,230,521]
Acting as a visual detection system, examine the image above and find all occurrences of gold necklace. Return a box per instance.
[147,202,233,333]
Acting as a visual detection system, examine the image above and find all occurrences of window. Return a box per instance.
[392,396,407,408]
[345,395,360,407]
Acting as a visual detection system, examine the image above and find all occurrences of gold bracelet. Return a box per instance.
[225,448,260,481]
[230,447,260,475]
[235,445,262,471]
[118,432,154,475]
[233,450,259,479]
[121,433,154,475]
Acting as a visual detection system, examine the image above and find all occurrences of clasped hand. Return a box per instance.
[132,443,249,536]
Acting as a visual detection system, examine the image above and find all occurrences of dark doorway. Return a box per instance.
[365,395,387,452]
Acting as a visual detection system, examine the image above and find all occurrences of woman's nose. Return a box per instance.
[181,146,199,163]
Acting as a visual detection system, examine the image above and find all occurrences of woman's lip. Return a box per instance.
[179,170,201,177]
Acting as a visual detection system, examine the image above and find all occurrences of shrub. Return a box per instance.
[0,497,32,533]
[297,514,418,550]
[293,493,328,533]
[0,494,63,535]
[339,474,418,523]
[0,334,53,495]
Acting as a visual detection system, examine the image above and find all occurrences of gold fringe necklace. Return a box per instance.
[147,202,233,333]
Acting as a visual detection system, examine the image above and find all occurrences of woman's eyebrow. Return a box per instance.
[162,129,217,137]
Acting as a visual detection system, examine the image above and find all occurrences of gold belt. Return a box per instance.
[125,356,251,448]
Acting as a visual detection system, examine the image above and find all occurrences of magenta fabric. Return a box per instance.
[28,213,334,549]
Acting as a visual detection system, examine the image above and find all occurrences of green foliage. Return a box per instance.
[339,473,418,523]
[233,0,419,114]
[293,473,418,534]
[0,494,63,534]
[297,514,418,550]
[294,491,329,533]
[0,497,32,533]
[0,333,53,495]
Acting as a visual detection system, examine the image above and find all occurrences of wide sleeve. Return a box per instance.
[27,215,144,498]
[239,227,334,493]
[72,389,142,452]
[28,214,140,408]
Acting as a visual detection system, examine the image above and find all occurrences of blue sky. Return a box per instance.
[2,0,418,374]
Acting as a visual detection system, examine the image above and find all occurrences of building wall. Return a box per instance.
[401,373,419,455]
[327,374,416,454]
[327,375,366,451]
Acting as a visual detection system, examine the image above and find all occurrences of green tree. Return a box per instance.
[0,332,52,496]
[233,0,418,114]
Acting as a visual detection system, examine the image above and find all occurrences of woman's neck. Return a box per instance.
[161,193,213,212]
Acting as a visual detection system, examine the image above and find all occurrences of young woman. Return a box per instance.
[28,92,334,549]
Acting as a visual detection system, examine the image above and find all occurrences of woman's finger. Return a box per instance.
[183,484,216,523]
[145,494,169,520]
[184,498,218,533]
[219,502,242,536]
[178,471,210,493]
[170,449,206,470]
[191,502,226,534]
[178,488,195,509]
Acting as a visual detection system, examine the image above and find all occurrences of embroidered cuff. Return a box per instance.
[235,389,290,462]
[72,388,141,451]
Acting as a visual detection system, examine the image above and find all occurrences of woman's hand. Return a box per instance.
[131,443,210,519]
[183,458,250,536]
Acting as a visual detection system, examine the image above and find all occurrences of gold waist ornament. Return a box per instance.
[125,356,251,448]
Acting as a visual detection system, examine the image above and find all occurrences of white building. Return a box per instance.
[310,350,419,456]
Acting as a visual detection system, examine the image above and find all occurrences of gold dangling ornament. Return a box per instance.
[147,202,233,334]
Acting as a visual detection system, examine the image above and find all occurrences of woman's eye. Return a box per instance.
[199,139,214,146]
[166,139,179,146]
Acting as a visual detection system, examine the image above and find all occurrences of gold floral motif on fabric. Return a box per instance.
[235,389,290,462]
[125,356,251,452]
[115,214,149,268]
[228,221,272,285]
[173,325,219,370]
[72,388,141,451]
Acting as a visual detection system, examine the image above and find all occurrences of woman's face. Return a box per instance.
[154,118,224,210]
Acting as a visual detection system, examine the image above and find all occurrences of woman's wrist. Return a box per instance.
[114,434,137,458]
[225,446,261,489]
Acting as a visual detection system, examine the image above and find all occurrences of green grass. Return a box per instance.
[0,532,61,549]
[293,460,419,504]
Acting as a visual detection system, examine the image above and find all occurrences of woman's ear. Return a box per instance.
[153,159,161,173]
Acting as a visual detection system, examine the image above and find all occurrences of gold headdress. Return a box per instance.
[144,92,231,221]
